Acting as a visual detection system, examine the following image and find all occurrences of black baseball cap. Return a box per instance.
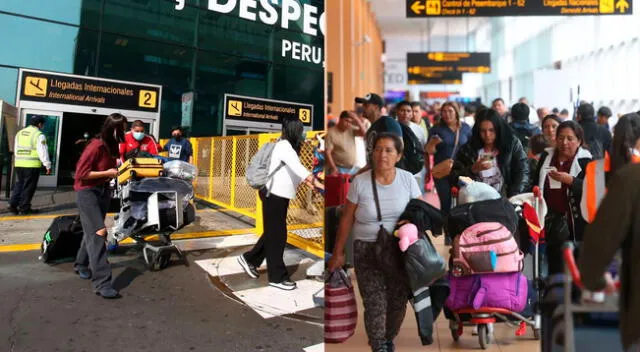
[597,106,612,118]
[355,93,385,107]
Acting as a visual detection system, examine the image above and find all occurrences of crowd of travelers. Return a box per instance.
[326,92,640,352]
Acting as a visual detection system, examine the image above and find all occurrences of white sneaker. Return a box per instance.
[269,280,297,290]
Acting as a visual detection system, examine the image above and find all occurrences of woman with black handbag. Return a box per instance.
[328,132,422,352]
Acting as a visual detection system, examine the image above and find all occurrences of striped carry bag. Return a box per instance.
[324,269,358,343]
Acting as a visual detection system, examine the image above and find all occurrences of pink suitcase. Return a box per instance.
[451,222,524,276]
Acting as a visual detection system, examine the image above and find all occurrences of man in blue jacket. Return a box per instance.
[163,126,193,163]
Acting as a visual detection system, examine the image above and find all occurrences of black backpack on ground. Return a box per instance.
[397,124,425,174]
[41,215,84,263]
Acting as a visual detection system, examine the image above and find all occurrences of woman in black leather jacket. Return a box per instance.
[451,108,530,197]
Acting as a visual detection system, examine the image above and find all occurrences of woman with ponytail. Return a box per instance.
[581,113,640,223]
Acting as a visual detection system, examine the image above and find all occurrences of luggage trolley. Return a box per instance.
[111,160,195,271]
[559,242,620,352]
[447,186,545,349]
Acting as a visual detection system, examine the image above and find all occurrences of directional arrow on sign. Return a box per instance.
[411,0,426,14]
[615,0,629,13]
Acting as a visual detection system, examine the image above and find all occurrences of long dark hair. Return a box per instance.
[611,113,640,175]
[101,113,128,157]
[281,118,305,155]
[470,108,513,154]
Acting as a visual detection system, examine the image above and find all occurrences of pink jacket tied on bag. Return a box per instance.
[451,222,524,277]
[445,272,528,312]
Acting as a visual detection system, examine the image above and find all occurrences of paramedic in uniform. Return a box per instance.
[8,115,51,215]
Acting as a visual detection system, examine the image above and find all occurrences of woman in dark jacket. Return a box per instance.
[451,108,530,197]
[531,120,592,275]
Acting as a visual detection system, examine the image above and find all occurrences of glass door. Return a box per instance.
[20,109,63,188]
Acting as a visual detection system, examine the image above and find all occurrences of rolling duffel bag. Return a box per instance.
[40,215,84,263]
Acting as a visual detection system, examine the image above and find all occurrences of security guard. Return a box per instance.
[8,116,51,215]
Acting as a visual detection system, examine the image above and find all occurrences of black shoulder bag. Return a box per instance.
[372,171,404,276]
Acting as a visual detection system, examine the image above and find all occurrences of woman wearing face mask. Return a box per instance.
[74,113,128,299]
[163,126,193,163]
[119,119,159,161]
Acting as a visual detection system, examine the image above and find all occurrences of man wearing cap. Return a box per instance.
[597,106,614,133]
[354,93,403,173]
[9,116,51,215]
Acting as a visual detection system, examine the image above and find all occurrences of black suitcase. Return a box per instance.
[446,198,520,241]
[41,215,84,263]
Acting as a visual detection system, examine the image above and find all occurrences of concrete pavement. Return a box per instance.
[0,189,323,351]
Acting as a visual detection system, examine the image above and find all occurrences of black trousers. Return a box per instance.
[244,189,290,283]
[10,167,41,211]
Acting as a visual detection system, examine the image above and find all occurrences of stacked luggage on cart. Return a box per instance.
[443,179,544,349]
[112,158,197,271]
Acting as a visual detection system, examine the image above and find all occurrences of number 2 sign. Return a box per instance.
[139,90,158,109]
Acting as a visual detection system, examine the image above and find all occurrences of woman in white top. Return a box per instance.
[238,119,324,290]
[328,132,421,352]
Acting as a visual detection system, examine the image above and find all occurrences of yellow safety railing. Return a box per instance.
[161,132,324,258]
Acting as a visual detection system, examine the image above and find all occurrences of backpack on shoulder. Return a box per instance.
[40,215,84,263]
[397,124,425,174]
[246,141,284,193]
[510,124,535,151]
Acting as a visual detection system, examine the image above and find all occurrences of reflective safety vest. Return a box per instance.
[581,151,640,223]
[14,125,43,168]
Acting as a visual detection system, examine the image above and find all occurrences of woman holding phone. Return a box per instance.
[531,120,592,275]
[451,108,529,197]
[426,102,472,244]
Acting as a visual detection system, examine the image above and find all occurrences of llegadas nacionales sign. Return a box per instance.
[406,0,632,17]
[19,69,161,112]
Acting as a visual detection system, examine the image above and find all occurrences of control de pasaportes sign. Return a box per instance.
[18,69,161,112]
[224,94,313,127]
[406,0,632,17]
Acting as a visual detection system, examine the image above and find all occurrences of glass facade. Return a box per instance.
[0,0,325,136]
